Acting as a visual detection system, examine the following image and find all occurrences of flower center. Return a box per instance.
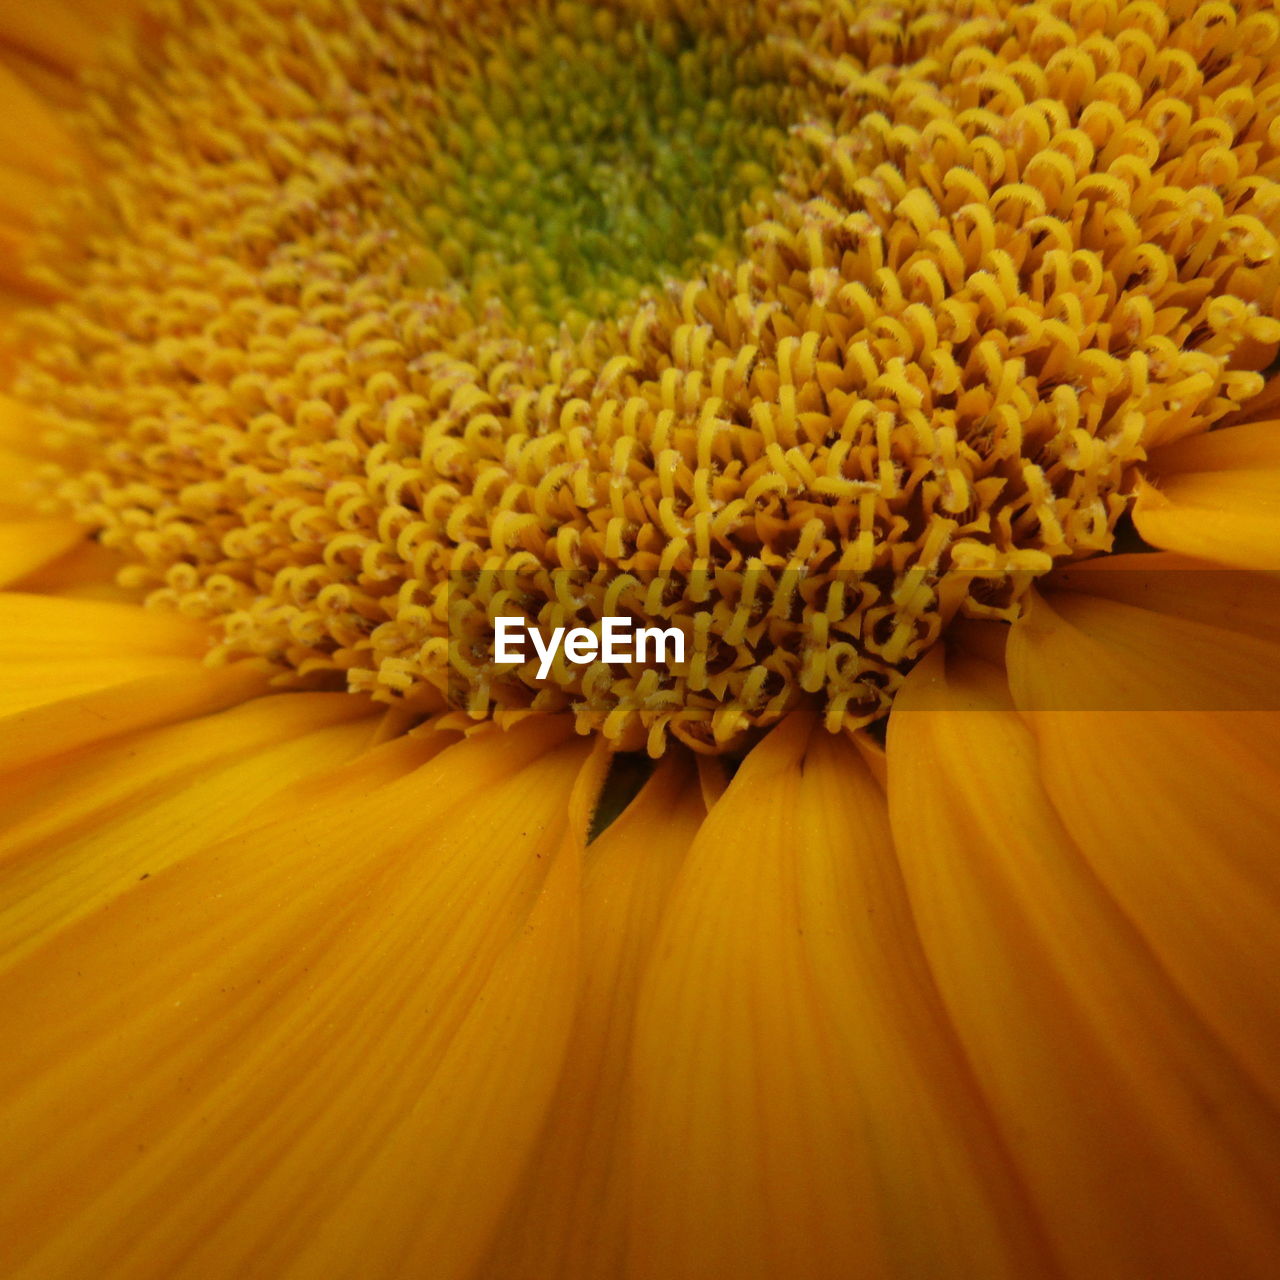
[13,0,1280,753]
[403,7,794,338]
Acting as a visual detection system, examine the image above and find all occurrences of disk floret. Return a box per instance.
[15,0,1280,752]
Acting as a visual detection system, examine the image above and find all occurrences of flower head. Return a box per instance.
[18,0,1279,750]
[1,0,1280,1277]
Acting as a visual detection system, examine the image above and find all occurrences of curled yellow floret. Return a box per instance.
[12,0,1280,751]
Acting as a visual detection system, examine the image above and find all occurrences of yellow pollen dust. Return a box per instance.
[14,0,1280,754]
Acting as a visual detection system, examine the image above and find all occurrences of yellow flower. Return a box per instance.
[2,0,1280,1276]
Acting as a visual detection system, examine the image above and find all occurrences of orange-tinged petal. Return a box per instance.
[0,0,99,72]
[0,0,146,37]
[628,715,1049,1280]
[1134,473,1280,570]
[1134,421,1280,570]
[0,592,208,658]
[0,518,82,586]
[0,692,378,963]
[890,646,1280,1279]
[1005,588,1280,711]
[0,719,603,1280]
[0,219,45,296]
[5,51,87,119]
[0,394,37,454]
[0,159,46,227]
[695,752,728,807]
[0,399,37,465]
[1048,551,1280,647]
[850,726,887,788]
[1145,420,1280,474]
[0,447,51,516]
[0,592,268,768]
[1008,587,1280,1115]
[9,538,140,601]
[0,59,77,181]
[481,752,704,1280]
[0,399,131,598]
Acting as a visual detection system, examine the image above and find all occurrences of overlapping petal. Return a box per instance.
[0,519,83,587]
[0,2,92,74]
[481,753,704,1280]
[1135,421,1280,570]
[9,538,140,601]
[1046,551,1280,647]
[0,718,605,1280]
[0,592,268,770]
[1008,583,1280,1115]
[0,691,380,963]
[0,59,74,184]
[628,715,1048,1280]
[890,644,1280,1279]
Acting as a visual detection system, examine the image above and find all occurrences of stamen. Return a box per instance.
[12,0,1280,752]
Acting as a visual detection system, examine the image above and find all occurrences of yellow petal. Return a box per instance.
[0,691,379,964]
[696,752,729,807]
[0,59,77,181]
[1008,587,1280,1115]
[0,0,99,73]
[9,537,140,601]
[628,714,1048,1280]
[1134,421,1280,569]
[0,592,208,657]
[0,592,268,768]
[1134,473,1280,570]
[0,218,47,296]
[1048,550,1280,647]
[1006,587,1280,711]
[0,157,49,227]
[0,445,51,515]
[0,400,128,600]
[481,751,704,1280]
[0,518,83,586]
[0,393,32,443]
[0,719,603,1280]
[849,726,887,789]
[0,0,145,39]
[890,646,1280,1279]
[1145,419,1280,474]
[0,49,80,117]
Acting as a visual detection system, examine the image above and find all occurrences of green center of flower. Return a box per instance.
[405,9,793,337]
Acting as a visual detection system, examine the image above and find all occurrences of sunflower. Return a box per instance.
[2,0,1280,1276]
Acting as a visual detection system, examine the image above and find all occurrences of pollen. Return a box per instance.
[12,0,1280,754]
